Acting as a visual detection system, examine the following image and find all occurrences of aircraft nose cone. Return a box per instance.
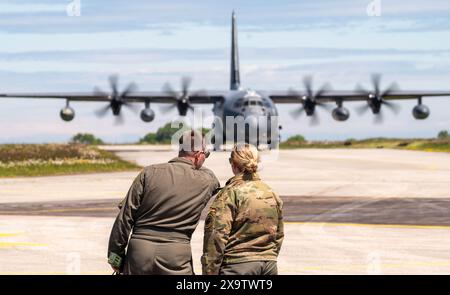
[245,107,264,116]
[242,114,259,145]
[245,115,259,130]
[245,115,259,133]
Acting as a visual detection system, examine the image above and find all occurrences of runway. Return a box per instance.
[1,196,449,226]
[2,146,450,204]
[1,146,450,274]
[1,215,449,275]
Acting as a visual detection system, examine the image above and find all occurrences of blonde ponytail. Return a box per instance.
[230,144,260,174]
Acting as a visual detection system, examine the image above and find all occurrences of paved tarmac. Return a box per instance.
[1,216,449,275]
[0,196,449,226]
[1,146,449,274]
[2,147,450,204]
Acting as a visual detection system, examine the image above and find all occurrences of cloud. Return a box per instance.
[0,3,66,14]
[3,47,449,61]
[0,0,450,142]
[1,0,450,34]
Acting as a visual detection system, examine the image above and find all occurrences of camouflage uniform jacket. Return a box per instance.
[202,172,284,275]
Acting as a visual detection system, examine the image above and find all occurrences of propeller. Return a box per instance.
[94,75,139,124]
[161,77,199,116]
[355,74,401,123]
[289,76,332,126]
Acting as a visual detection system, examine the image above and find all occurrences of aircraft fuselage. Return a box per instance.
[211,89,280,149]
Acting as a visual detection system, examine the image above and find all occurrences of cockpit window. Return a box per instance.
[234,99,244,108]
[244,100,263,107]
[262,98,271,107]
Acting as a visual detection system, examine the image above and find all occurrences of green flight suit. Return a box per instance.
[108,157,220,275]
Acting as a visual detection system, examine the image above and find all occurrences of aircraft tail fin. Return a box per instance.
[230,11,241,90]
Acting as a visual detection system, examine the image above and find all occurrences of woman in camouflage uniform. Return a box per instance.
[202,144,284,275]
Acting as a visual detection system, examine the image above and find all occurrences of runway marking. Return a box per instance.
[286,260,450,272]
[285,221,450,230]
[0,207,115,214]
[0,233,21,237]
[0,232,47,248]
[0,271,110,275]
[0,242,47,248]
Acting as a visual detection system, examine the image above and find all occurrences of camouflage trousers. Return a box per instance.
[219,260,278,275]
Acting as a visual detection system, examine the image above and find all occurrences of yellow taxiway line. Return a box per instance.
[0,233,21,237]
[0,232,47,248]
[1,211,449,230]
[284,221,450,230]
[0,242,47,248]
[0,207,114,215]
[278,260,450,273]
[0,271,111,275]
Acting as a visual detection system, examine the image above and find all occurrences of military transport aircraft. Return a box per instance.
[1,11,450,149]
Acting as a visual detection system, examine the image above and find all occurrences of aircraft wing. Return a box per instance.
[268,90,450,103]
[0,91,226,104]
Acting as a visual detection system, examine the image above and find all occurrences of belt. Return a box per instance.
[132,226,191,243]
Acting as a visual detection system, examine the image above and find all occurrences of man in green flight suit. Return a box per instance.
[108,130,220,275]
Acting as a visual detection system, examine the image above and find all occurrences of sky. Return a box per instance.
[0,0,450,143]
